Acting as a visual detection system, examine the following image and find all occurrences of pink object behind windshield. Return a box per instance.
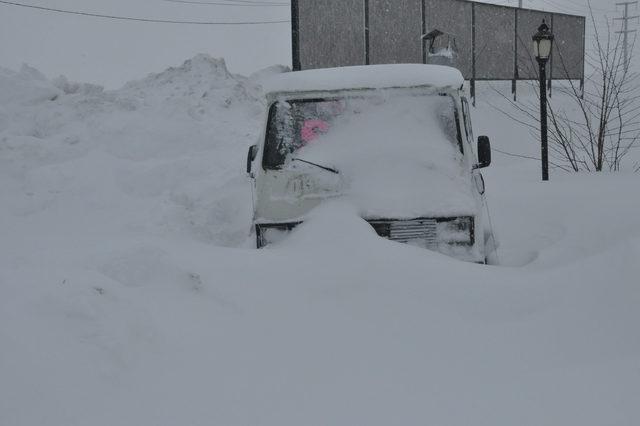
[301,119,330,143]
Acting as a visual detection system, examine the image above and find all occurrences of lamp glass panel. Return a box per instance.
[539,39,552,59]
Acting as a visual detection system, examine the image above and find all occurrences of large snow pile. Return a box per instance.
[1,56,639,426]
[0,55,264,248]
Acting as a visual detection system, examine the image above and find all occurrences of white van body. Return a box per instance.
[247,64,493,263]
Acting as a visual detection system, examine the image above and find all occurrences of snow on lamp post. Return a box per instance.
[533,20,554,181]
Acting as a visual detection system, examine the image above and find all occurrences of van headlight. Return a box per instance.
[436,217,474,245]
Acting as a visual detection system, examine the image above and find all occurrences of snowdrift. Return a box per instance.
[0,55,266,248]
[1,56,639,426]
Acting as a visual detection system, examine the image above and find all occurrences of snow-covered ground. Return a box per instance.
[1,56,639,425]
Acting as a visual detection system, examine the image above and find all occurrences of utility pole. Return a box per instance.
[615,1,639,69]
[519,0,523,8]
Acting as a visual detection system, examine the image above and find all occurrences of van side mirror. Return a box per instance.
[247,145,258,175]
[474,136,491,169]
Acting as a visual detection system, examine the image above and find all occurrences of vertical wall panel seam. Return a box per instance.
[549,14,554,94]
[471,2,476,103]
[291,0,300,71]
[581,16,586,90]
[514,8,519,81]
[422,0,427,64]
[364,0,370,65]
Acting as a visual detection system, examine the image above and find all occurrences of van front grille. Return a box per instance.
[367,217,474,246]
[389,219,438,244]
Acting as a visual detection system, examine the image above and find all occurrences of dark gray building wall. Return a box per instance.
[293,0,585,81]
[551,13,586,79]
[368,0,423,65]
[298,0,366,69]
[474,4,515,80]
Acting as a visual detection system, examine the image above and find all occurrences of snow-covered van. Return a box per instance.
[246,64,493,263]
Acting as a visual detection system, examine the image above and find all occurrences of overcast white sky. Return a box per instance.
[0,0,621,88]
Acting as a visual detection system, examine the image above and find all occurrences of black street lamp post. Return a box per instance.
[532,20,554,181]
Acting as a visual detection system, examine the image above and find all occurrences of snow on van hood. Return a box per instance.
[289,94,477,219]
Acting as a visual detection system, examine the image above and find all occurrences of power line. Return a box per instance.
[0,0,290,25]
[163,0,288,6]
[561,0,614,12]
[210,0,288,4]
[537,0,582,14]
[493,148,540,161]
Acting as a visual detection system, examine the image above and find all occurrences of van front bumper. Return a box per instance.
[255,216,478,260]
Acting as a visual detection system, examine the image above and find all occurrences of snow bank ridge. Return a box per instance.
[0,54,278,248]
[122,54,263,107]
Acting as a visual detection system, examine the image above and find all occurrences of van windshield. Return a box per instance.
[262,92,462,170]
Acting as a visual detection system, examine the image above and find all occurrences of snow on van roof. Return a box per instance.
[261,64,464,95]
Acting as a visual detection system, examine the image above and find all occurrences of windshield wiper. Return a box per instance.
[291,157,340,174]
